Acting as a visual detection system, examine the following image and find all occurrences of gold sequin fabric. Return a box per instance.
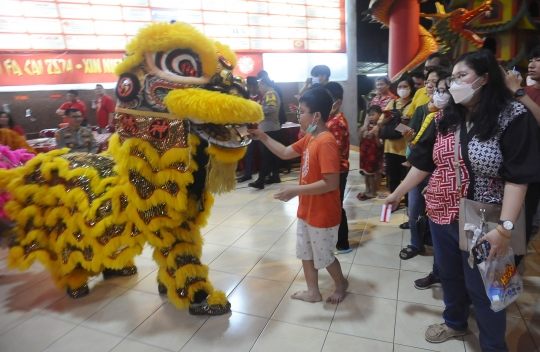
[117,113,188,155]
[63,153,117,179]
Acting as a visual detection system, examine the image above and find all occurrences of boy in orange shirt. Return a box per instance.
[250,88,348,304]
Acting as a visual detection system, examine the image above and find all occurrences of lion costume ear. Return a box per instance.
[115,22,218,79]
[213,41,237,69]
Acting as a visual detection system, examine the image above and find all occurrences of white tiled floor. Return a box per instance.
[1,151,540,351]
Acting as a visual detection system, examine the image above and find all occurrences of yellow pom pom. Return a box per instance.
[207,290,228,306]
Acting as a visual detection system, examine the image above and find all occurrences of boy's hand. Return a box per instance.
[274,187,297,202]
[249,129,266,141]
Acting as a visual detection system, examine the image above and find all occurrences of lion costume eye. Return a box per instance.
[154,49,202,77]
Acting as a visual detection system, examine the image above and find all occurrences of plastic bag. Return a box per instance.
[477,247,523,312]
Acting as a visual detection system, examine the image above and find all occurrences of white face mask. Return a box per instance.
[311,77,320,84]
[397,88,410,99]
[526,76,536,86]
[433,92,451,109]
[448,76,482,105]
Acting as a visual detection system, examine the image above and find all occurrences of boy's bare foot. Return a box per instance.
[291,291,322,302]
[326,279,349,304]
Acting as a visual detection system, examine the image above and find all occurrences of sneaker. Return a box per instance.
[414,273,441,290]
[335,248,353,255]
[425,323,467,343]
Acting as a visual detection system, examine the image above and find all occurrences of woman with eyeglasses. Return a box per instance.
[399,69,450,261]
[378,76,416,201]
[385,49,540,350]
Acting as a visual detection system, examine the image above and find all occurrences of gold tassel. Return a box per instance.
[205,153,238,195]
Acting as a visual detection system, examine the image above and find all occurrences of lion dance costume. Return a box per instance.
[0,22,263,315]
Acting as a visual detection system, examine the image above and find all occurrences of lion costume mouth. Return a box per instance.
[189,119,250,148]
[163,88,262,149]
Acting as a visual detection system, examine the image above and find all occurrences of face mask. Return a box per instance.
[397,88,410,99]
[448,76,482,105]
[311,77,320,84]
[433,93,450,109]
[305,115,317,134]
[527,76,536,86]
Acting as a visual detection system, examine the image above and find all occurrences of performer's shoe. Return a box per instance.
[189,300,231,316]
[102,266,138,278]
[157,282,168,295]
[67,284,89,299]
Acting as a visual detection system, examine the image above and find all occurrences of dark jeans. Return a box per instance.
[429,219,508,352]
[385,152,407,193]
[243,140,258,178]
[337,172,349,250]
[257,130,281,183]
[408,177,429,250]
[516,182,540,266]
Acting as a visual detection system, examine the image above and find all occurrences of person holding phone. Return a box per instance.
[385,50,540,349]
[299,65,331,95]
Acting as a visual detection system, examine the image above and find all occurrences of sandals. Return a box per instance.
[399,245,425,260]
[399,222,410,229]
[356,193,375,201]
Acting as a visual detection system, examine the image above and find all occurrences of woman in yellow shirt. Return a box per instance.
[378,76,416,198]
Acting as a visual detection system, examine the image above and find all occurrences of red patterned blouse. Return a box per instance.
[326,112,350,173]
[370,93,397,109]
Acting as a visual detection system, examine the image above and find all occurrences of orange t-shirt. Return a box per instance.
[291,131,341,228]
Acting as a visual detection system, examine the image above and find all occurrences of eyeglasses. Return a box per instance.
[71,114,83,118]
[434,90,448,96]
[424,80,437,87]
[445,72,478,87]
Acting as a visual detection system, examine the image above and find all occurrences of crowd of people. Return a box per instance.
[355,47,540,350]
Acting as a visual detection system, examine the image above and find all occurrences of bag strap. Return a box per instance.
[453,128,461,194]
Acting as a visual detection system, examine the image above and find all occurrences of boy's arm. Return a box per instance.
[274,173,339,202]
[250,129,301,160]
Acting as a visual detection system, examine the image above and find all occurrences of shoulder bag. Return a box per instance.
[454,129,527,255]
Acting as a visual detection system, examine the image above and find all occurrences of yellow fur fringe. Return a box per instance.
[207,290,228,306]
[206,144,246,164]
[164,88,263,125]
[115,22,217,79]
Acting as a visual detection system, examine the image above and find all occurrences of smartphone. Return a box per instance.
[395,123,410,133]
[472,241,491,264]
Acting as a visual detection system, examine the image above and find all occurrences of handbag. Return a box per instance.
[453,129,527,255]
[379,100,410,140]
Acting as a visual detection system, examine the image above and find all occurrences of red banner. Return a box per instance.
[1,52,265,87]
[0,52,124,86]
[233,54,264,78]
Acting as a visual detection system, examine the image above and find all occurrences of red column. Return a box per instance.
[388,0,420,79]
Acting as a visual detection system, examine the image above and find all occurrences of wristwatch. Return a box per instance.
[514,88,525,99]
[498,220,514,230]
